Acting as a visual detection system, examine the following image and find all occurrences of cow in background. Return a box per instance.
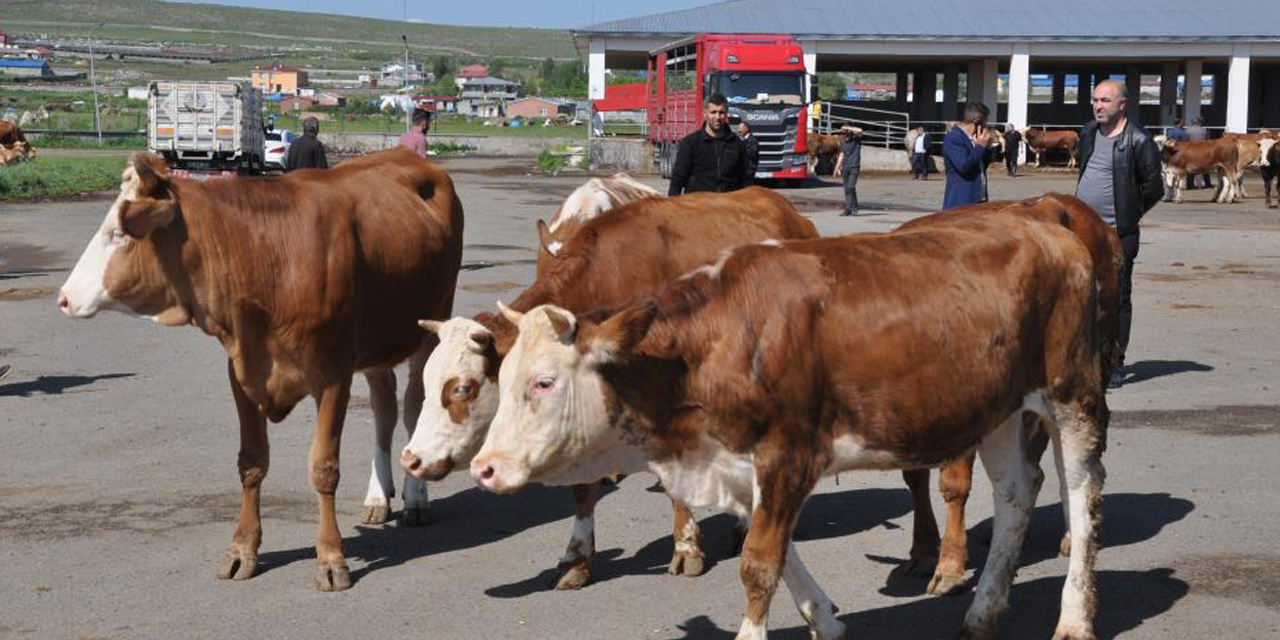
[536,173,660,275]
[1158,137,1242,203]
[1022,128,1079,168]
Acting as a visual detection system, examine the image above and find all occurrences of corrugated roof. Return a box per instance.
[577,0,1280,40]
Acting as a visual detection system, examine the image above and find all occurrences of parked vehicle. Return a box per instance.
[263,128,296,171]
[648,34,816,185]
[148,80,264,177]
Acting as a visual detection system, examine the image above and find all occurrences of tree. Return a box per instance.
[433,56,452,80]
[818,72,848,101]
[540,58,556,83]
[488,57,506,78]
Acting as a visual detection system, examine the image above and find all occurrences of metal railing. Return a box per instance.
[813,102,911,149]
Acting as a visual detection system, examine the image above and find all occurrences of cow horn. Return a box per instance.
[496,300,524,325]
[418,319,444,333]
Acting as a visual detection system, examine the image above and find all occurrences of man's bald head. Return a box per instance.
[1092,79,1128,127]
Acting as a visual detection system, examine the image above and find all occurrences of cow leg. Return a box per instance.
[928,454,974,595]
[1174,171,1186,203]
[668,497,706,577]
[553,482,598,590]
[1046,400,1107,640]
[218,360,269,582]
[958,411,1038,640]
[311,377,354,592]
[900,469,940,576]
[736,448,824,640]
[780,542,845,640]
[361,368,398,525]
[401,340,434,526]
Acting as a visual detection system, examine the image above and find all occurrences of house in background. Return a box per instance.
[0,58,53,78]
[381,60,427,84]
[454,63,489,89]
[251,63,308,95]
[505,96,575,120]
[416,94,458,113]
[456,76,520,117]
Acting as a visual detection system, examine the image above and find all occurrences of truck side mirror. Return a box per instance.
[809,74,820,103]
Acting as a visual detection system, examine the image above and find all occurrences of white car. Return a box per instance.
[263,129,296,171]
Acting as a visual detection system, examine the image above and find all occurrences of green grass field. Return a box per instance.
[4,0,578,60]
[0,156,128,200]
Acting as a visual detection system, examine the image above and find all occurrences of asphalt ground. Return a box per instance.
[2,157,1278,640]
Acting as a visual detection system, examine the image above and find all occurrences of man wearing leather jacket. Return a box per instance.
[668,94,750,196]
[1076,79,1164,388]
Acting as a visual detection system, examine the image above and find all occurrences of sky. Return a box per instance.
[166,0,717,29]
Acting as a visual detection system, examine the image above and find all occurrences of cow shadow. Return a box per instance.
[657,568,1187,640]
[485,487,915,598]
[255,481,613,583]
[1120,360,1213,385]
[0,372,135,397]
[878,492,1194,597]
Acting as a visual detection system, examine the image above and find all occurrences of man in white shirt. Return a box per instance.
[912,127,929,179]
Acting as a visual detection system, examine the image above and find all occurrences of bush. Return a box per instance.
[34,135,147,150]
[427,141,476,155]
[537,149,568,175]
[0,156,128,200]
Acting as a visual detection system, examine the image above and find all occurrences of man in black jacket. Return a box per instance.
[737,121,759,184]
[1075,79,1164,388]
[285,116,329,171]
[668,94,749,196]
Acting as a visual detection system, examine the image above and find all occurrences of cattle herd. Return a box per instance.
[53,141,1209,640]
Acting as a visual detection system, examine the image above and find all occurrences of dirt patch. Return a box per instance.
[0,493,317,542]
[465,244,534,253]
[1112,404,1280,437]
[1169,303,1212,310]
[462,281,524,294]
[0,240,66,279]
[1143,273,1196,283]
[1179,553,1280,610]
[441,163,533,178]
[460,259,537,271]
[0,286,58,301]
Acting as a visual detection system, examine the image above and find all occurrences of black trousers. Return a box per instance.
[1005,149,1018,175]
[843,169,859,213]
[1117,231,1140,367]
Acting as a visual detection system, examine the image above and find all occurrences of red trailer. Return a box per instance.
[648,34,814,184]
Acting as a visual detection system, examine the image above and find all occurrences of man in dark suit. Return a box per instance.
[942,102,995,209]
[285,116,329,171]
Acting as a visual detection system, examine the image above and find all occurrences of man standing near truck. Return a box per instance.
[285,117,328,171]
[667,94,750,195]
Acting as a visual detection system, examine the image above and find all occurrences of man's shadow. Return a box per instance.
[0,372,135,397]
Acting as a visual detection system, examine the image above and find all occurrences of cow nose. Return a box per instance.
[470,459,496,488]
[57,291,71,314]
[401,448,422,471]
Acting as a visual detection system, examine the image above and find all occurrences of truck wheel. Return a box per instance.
[658,143,670,179]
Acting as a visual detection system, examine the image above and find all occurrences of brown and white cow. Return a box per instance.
[0,120,29,149]
[473,209,1108,640]
[1022,128,1079,168]
[1262,138,1280,209]
[400,186,819,589]
[1158,137,1241,203]
[0,140,32,165]
[895,193,1122,595]
[58,148,464,591]
[535,173,660,275]
[807,133,842,175]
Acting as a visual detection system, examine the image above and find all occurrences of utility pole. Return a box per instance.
[89,21,105,144]
[402,34,412,133]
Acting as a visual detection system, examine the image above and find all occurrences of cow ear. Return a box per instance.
[543,306,577,343]
[581,299,658,363]
[418,319,444,333]
[130,151,170,198]
[119,198,177,239]
[537,219,557,255]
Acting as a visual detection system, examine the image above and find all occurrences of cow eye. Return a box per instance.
[108,228,129,244]
[531,376,556,394]
[451,383,472,399]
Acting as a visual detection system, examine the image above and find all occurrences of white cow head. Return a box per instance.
[470,302,656,493]
[1261,138,1277,167]
[400,317,501,481]
[58,152,188,325]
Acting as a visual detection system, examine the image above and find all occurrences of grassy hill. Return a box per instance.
[3,0,579,60]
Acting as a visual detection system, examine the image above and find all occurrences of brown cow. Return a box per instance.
[535,173,660,276]
[1158,137,1241,203]
[0,120,28,148]
[400,186,819,589]
[474,208,1108,640]
[1022,128,1080,168]
[807,133,842,175]
[58,148,464,591]
[0,141,32,165]
[896,193,1122,595]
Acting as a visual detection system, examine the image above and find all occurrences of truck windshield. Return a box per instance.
[713,73,804,105]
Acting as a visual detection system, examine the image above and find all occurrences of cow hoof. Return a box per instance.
[902,555,937,577]
[955,622,996,640]
[1051,628,1097,640]
[668,549,706,577]
[315,559,352,592]
[552,563,591,590]
[1060,532,1072,557]
[361,504,393,525]
[401,506,432,527]
[927,569,968,596]
[217,547,258,581]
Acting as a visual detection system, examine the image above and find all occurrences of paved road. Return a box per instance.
[2,159,1278,640]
